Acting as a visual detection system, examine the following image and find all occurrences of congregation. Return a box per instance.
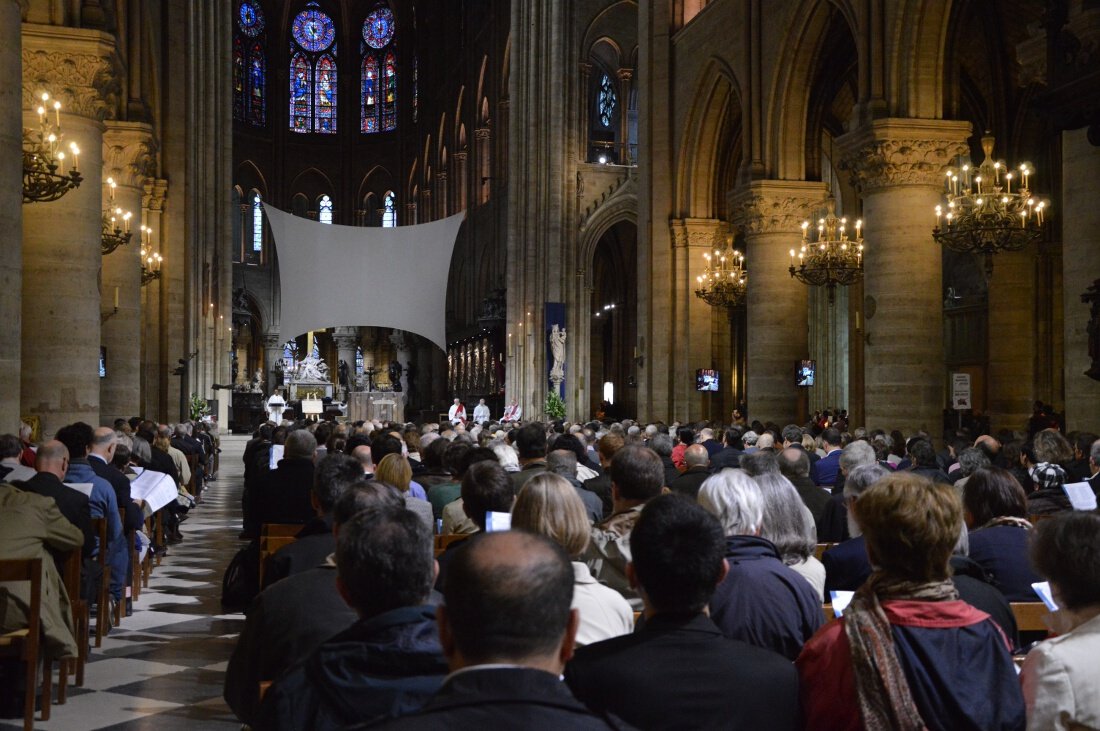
[3,412,1100,729]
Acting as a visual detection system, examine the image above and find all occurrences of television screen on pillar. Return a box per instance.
[796,359,815,387]
[696,369,719,392]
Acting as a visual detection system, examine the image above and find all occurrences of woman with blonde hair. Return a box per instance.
[375,453,434,530]
[513,473,633,646]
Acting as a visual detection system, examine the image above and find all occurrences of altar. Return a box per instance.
[348,391,406,423]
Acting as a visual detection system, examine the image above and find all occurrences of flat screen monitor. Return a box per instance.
[696,368,719,392]
[796,359,816,387]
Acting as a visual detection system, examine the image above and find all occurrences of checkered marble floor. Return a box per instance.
[2,436,252,730]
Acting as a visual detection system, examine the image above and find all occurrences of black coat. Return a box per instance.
[14,472,96,559]
[668,466,711,500]
[583,473,614,519]
[709,446,743,472]
[788,473,831,529]
[365,667,633,730]
[566,613,800,731]
[256,458,316,526]
[822,535,870,594]
[261,517,335,590]
[256,605,448,731]
[149,446,180,487]
[89,455,144,531]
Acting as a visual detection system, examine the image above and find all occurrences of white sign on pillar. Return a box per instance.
[951,373,972,410]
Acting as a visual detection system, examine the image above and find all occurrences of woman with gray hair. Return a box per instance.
[697,470,824,659]
[753,471,827,601]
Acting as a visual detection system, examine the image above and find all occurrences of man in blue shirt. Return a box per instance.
[810,427,843,487]
[57,422,128,606]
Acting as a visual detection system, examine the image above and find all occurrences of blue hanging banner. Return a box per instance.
[545,302,566,399]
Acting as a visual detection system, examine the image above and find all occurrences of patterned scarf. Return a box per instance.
[978,515,1033,531]
[844,572,959,731]
[1029,462,1066,490]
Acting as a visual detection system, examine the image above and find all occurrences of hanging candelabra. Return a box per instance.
[694,234,748,308]
[933,132,1049,276]
[140,225,163,285]
[23,92,83,203]
[100,178,133,255]
[789,200,864,304]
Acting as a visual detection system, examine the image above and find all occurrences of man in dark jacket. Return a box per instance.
[668,444,711,499]
[777,448,830,529]
[255,428,317,526]
[709,428,745,472]
[369,531,628,730]
[14,440,96,561]
[565,495,801,731]
[257,504,448,730]
[90,427,144,532]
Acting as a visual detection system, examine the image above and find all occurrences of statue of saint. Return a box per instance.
[549,324,567,379]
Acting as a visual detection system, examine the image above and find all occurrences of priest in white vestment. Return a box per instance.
[448,398,466,425]
[473,399,491,424]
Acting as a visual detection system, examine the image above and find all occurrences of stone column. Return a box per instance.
[986,247,1037,432]
[839,118,970,435]
[262,333,282,396]
[1062,128,1100,433]
[100,122,155,423]
[141,178,168,419]
[733,180,827,424]
[332,326,358,399]
[21,32,119,435]
[0,0,21,432]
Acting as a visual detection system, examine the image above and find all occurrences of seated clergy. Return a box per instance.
[565,494,801,731]
[797,472,1025,731]
[257,504,448,730]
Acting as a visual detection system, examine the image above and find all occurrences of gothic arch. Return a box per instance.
[767,0,859,180]
[287,166,336,204]
[581,1,638,62]
[891,0,954,119]
[676,58,744,219]
[236,159,269,198]
[579,182,638,290]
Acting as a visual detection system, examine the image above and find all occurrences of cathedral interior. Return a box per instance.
[4,0,1100,438]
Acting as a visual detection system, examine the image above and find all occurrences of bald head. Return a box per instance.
[90,427,117,458]
[684,444,710,469]
[351,445,374,472]
[35,440,70,480]
[440,531,575,671]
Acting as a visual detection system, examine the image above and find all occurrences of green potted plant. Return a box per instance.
[544,391,566,420]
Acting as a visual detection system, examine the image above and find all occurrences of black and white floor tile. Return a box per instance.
[2,436,252,730]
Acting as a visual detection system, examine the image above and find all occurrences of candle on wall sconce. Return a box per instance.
[113,286,119,310]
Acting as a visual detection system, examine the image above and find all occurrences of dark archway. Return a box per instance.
[590,220,638,419]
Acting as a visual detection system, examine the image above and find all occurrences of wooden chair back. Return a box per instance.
[814,543,838,561]
[1011,602,1049,633]
[433,533,466,557]
[0,558,45,731]
[58,548,88,695]
[90,517,112,647]
[258,525,300,588]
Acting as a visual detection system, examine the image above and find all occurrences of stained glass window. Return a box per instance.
[252,192,263,252]
[238,0,265,37]
[598,74,617,128]
[382,191,396,227]
[233,38,245,121]
[315,55,337,133]
[248,43,265,125]
[362,6,395,48]
[412,56,418,123]
[382,51,397,131]
[289,53,311,133]
[361,55,379,133]
[355,346,364,375]
[319,195,333,224]
[311,341,321,360]
[291,6,335,52]
[283,340,298,365]
[361,5,396,134]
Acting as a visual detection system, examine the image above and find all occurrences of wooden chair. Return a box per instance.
[822,604,836,623]
[262,523,303,538]
[433,533,467,557]
[0,558,50,731]
[258,524,302,588]
[1011,602,1049,633]
[185,454,200,501]
[814,543,838,561]
[57,548,88,700]
[91,517,113,648]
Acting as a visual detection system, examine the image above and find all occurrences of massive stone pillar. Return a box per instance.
[839,119,970,436]
[733,181,827,425]
[0,0,22,432]
[100,122,155,423]
[21,31,118,435]
[140,178,168,419]
[986,247,1037,433]
[1062,128,1100,433]
[262,333,282,396]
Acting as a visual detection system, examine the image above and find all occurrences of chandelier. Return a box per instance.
[933,133,1048,276]
[789,200,864,304]
[694,235,748,308]
[140,226,163,285]
[100,178,133,255]
[22,92,82,203]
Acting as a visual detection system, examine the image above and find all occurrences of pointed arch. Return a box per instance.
[676,58,745,219]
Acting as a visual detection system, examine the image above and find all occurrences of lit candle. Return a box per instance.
[69,143,79,171]
[113,286,119,309]
[855,219,862,238]
[37,105,45,124]
[789,249,795,267]
[801,221,809,241]
[975,176,982,195]
[1005,172,1012,194]
[53,100,61,128]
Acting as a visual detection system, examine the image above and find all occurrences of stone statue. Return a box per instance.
[389,360,403,392]
[549,324,567,380]
[294,356,329,382]
[338,359,350,389]
[251,368,264,393]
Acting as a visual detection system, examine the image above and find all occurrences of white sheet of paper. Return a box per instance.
[1063,481,1098,511]
[485,511,512,532]
[129,469,179,513]
[64,482,94,497]
[830,590,855,617]
[269,444,284,470]
[1031,581,1059,611]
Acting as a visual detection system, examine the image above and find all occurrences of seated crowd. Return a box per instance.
[0,417,219,717]
[217,412,1099,729]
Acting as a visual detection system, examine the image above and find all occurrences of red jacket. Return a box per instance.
[796,599,1025,731]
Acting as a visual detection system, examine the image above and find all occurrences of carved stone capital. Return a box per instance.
[837,118,971,192]
[103,121,156,189]
[143,178,168,211]
[262,333,282,349]
[475,126,491,141]
[21,25,120,121]
[617,68,634,82]
[669,218,729,249]
[731,180,828,236]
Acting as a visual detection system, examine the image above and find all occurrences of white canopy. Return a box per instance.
[263,205,465,350]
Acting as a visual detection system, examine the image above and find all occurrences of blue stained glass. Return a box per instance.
[363,6,395,49]
[319,195,333,224]
[292,7,335,52]
[382,191,396,227]
[381,51,397,131]
[315,55,337,133]
[355,346,364,375]
[290,53,311,132]
[598,74,617,128]
[238,0,265,37]
[248,43,265,126]
[361,54,379,133]
[252,192,263,252]
[233,38,245,120]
